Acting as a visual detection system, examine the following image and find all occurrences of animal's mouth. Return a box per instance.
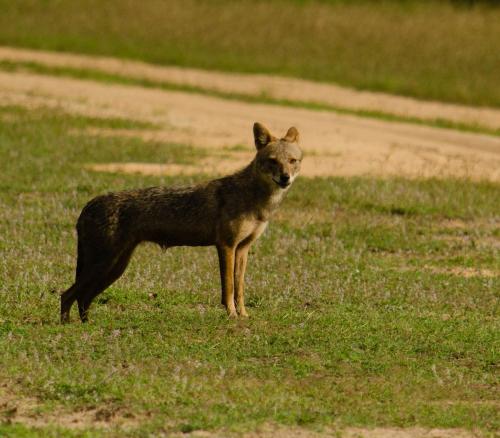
[273,178,291,189]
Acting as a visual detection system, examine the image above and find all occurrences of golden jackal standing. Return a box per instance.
[61,122,302,322]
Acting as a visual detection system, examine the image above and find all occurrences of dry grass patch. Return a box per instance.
[424,266,498,279]
[177,425,485,438]
[341,428,484,438]
[0,387,140,431]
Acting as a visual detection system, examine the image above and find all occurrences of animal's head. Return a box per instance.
[253,122,303,190]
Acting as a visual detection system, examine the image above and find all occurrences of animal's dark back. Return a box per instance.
[77,184,220,248]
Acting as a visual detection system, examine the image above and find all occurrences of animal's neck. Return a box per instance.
[244,161,286,213]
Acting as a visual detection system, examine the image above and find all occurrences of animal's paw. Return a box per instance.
[227,308,238,318]
[238,308,249,318]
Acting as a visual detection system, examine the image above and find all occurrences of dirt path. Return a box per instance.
[1,67,500,181]
[1,46,499,131]
[236,426,483,438]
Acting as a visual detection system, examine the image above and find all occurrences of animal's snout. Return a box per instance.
[280,174,290,184]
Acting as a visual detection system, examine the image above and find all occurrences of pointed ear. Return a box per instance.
[253,122,274,150]
[283,126,299,143]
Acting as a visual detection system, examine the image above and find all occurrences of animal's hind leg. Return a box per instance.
[77,249,134,322]
[60,240,88,323]
[61,283,79,323]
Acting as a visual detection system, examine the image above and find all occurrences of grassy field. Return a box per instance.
[0,0,499,107]
[0,105,498,436]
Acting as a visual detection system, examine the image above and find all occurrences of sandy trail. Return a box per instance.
[1,46,499,131]
[1,69,500,180]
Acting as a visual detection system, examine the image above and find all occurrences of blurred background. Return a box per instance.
[1,0,499,106]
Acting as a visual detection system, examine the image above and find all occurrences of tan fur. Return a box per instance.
[60,122,302,322]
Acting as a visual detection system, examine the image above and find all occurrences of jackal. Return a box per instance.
[60,122,302,322]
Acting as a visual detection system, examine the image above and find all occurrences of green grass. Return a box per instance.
[0,0,499,107]
[0,105,499,436]
[2,60,499,138]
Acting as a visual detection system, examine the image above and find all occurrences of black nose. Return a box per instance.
[280,174,290,184]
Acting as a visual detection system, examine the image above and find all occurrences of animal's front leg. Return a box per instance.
[217,245,237,317]
[234,244,250,317]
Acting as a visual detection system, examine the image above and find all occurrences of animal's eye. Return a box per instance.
[289,158,297,164]
[268,158,278,166]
